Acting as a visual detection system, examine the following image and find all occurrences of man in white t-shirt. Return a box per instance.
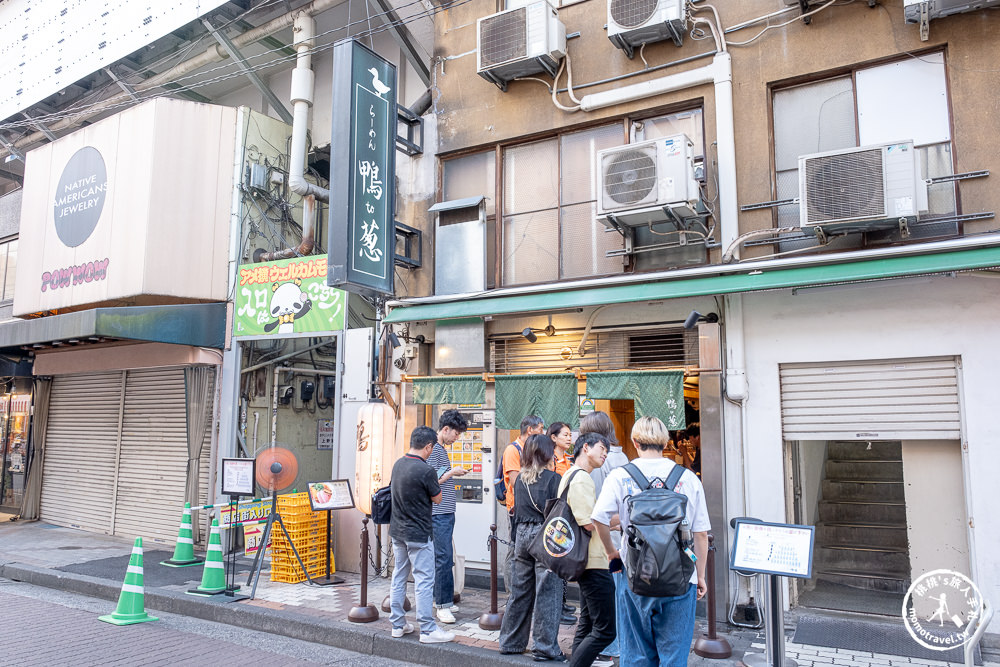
[591,416,710,667]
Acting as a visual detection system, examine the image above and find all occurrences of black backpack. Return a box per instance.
[622,462,695,597]
[492,442,522,505]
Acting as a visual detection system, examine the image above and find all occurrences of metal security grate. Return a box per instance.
[479,8,527,68]
[491,326,696,374]
[602,148,657,207]
[804,148,886,224]
[609,0,659,29]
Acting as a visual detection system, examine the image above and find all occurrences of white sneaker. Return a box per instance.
[447,604,460,613]
[419,628,456,644]
[391,622,415,638]
[436,607,456,624]
[592,658,615,667]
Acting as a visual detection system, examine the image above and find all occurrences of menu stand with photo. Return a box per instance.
[306,480,355,585]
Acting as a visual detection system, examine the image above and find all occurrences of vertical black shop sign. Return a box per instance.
[327,39,396,299]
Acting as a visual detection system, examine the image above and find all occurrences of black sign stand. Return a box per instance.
[219,457,255,601]
[305,480,354,586]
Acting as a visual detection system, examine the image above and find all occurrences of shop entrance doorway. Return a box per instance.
[0,394,31,512]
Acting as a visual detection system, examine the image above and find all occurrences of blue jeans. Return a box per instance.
[431,513,455,607]
[601,570,624,657]
[390,539,438,635]
[617,581,696,667]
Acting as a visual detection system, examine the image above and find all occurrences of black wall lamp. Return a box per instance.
[521,325,556,343]
[683,311,719,329]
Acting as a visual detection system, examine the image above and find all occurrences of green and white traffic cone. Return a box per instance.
[187,518,228,596]
[99,537,158,625]
[161,502,204,567]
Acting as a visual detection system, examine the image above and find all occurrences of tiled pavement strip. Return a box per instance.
[1,515,997,666]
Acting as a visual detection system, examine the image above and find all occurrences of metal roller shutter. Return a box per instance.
[40,372,124,533]
[780,357,961,441]
[113,367,190,544]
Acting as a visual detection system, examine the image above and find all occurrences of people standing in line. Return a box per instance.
[579,410,629,662]
[591,417,710,667]
[559,432,616,667]
[498,433,565,662]
[548,420,580,626]
[582,412,628,497]
[548,422,574,476]
[425,409,469,625]
[388,426,455,644]
[502,415,544,590]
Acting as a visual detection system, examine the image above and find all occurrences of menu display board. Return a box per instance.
[730,520,815,579]
[446,411,485,503]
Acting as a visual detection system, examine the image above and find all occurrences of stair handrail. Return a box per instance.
[965,598,993,667]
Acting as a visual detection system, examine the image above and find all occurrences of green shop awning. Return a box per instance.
[586,370,686,429]
[384,245,1000,323]
[0,303,228,350]
[494,373,579,430]
[412,375,486,405]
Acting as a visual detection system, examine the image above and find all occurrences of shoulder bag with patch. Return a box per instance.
[527,469,591,581]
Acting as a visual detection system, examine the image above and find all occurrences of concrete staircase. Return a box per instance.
[813,441,911,593]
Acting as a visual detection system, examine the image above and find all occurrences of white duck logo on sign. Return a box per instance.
[368,68,390,97]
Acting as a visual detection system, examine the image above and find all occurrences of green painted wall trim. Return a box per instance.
[384,246,1000,323]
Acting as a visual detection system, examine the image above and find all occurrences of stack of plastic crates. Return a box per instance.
[270,492,334,583]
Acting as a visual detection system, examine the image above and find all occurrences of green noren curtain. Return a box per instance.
[412,375,486,405]
[494,373,579,430]
[586,370,686,429]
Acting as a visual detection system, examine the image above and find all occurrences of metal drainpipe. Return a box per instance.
[287,13,329,203]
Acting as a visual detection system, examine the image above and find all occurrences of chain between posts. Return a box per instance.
[488,533,513,550]
[366,532,392,576]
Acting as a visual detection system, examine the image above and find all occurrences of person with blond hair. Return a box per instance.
[591,416,710,667]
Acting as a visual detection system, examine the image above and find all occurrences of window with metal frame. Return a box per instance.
[0,238,17,302]
[771,52,957,254]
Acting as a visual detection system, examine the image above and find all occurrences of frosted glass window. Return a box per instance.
[560,203,622,279]
[773,77,856,171]
[502,210,559,285]
[443,151,496,216]
[504,140,558,215]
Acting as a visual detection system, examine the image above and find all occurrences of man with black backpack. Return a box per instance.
[591,416,710,667]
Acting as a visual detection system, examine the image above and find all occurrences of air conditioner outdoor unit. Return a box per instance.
[477,1,566,91]
[596,134,699,229]
[607,0,685,59]
[903,0,1000,21]
[798,141,928,236]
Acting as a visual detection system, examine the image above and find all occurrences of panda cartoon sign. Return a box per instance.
[264,279,312,334]
[234,255,346,338]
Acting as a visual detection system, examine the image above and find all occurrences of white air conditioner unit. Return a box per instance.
[904,0,1000,20]
[607,0,685,59]
[477,1,566,92]
[798,141,929,236]
[596,134,699,229]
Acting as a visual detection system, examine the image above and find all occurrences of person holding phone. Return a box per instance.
[426,409,469,624]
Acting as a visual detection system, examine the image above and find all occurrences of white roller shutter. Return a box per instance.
[113,367,190,544]
[780,357,961,441]
[40,372,124,533]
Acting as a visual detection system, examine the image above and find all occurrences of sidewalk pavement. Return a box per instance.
[0,514,996,667]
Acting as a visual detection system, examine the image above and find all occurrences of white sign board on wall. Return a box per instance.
[14,98,236,316]
[0,0,229,121]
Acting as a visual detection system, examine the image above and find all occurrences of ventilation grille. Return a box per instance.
[602,147,657,208]
[610,0,659,29]
[804,148,886,224]
[490,326,696,374]
[479,8,527,69]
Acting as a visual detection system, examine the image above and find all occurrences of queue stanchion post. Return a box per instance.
[348,517,379,623]
[694,533,732,659]
[479,524,503,630]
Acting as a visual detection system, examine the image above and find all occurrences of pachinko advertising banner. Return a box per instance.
[234,255,346,339]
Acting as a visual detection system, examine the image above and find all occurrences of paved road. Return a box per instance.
[0,577,409,667]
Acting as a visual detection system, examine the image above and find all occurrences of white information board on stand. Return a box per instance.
[731,521,815,579]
